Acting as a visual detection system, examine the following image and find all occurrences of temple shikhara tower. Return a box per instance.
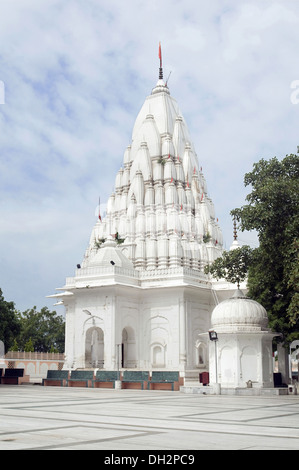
[50,46,236,376]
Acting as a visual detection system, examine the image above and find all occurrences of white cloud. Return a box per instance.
[0,0,298,310]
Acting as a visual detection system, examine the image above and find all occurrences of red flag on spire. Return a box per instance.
[159,42,162,66]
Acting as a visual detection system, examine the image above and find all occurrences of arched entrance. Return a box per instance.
[85,327,104,368]
[122,327,137,368]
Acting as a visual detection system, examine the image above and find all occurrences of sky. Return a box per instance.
[0,0,298,314]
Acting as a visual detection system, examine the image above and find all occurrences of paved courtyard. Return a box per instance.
[0,385,298,451]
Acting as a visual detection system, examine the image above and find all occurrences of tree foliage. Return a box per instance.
[231,153,299,344]
[17,306,65,353]
[205,246,253,288]
[24,337,34,353]
[0,287,65,353]
[0,288,20,351]
[285,239,299,332]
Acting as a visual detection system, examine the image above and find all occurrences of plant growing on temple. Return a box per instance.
[203,232,211,244]
[115,232,125,245]
[231,152,299,344]
[94,237,106,249]
[157,156,166,165]
[95,233,124,250]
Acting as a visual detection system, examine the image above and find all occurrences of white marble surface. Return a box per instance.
[0,385,298,450]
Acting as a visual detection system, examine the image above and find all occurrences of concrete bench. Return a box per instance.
[0,368,30,385]
[42,370,69,387]
[68,370,94,387]
[92,371,120,388]
[122,371,149,390]
[148,371,181,391]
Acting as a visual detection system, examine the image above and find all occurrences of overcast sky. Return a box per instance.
[0,0,298,313]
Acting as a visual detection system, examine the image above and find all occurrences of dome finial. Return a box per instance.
[152,42,170,94]
[159,42,163,80]
[230,216,240,251]
[233,217,237,241]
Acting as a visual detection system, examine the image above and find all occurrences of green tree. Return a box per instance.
[18,307,65,353]
[205,245,253,288]
[285,239,299,340]
[231,153,299,344]
[0,288,21,351]
[11,338,19,352]
[24,337,34,352]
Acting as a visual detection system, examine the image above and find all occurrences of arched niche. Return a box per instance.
[219,346,235,384]
[151,341,167,368]
[195,340,207,369]
[240,346,258,383]
[85,327,104,368]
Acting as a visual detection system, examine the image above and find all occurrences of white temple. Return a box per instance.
[50,48,238,376]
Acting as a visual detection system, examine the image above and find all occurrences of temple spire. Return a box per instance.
[158,42,163,80]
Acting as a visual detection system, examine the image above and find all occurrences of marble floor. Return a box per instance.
[0,384,298,451]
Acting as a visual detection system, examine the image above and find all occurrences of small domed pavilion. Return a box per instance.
[209,289,279,391]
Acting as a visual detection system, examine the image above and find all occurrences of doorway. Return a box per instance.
[122,327,137,368]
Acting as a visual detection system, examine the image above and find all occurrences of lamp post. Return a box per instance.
[209,330,220,394]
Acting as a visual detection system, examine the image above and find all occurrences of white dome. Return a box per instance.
[211,289,269,332]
